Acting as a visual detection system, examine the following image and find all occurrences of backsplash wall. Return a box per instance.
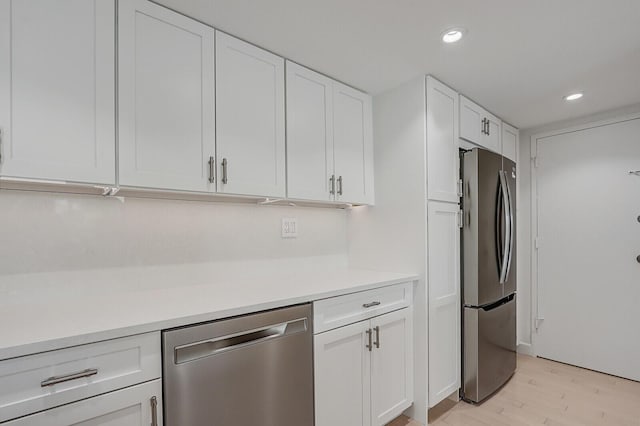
[0,190,348,276]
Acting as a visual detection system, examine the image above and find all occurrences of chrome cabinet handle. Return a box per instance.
[487,119,491,135]
[374,326,380,348]
[337,176,343,195]
[221,158,228,184]
[362,301,381,308]
[41,368,98,387]
[481,118,486,135]
[208,156,215,183]
[365,328,372,352]
[329,175,336,195]
[150,396,158,426]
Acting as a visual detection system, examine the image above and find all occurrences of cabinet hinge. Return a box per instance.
[457,179,463,197]
[535,236,542,249]
[458,210,464,229]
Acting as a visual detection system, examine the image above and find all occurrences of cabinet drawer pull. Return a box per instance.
[365,328,372,352]
[362,301,381,308]
[374,326,380,348]
[40,368,98,387]
[329,175,336,195]
[150,396,158,426]
[337,176,343,195]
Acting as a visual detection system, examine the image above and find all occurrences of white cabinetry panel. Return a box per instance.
[459,95,501,154]
[4,379,162,426]
[314,320,371,426]
[426,77,459,203]
[0,0,115,184]
[216,31,285,197]
[427,201,461,407]
[370,308,414,426]
[118,0,215,191]
[333,83,374,204]
[502,122,518,162]
[285,62,334,201]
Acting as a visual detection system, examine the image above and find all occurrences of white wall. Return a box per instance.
[0,190,348,277]
[516,102,640,352]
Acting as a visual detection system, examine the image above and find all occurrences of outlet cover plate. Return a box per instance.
[282,217,298,238]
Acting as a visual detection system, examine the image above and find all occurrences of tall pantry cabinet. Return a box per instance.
[347,75,461,424]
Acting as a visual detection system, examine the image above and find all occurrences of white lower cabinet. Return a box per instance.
[314,286,413,426]
[4,379,162,426]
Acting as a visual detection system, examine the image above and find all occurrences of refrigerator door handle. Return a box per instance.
[504,170,515,280]
[498,171,511,284]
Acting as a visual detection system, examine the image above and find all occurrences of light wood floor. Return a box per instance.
[389,354,640,426]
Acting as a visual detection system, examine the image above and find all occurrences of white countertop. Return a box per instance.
[0,260,417,360]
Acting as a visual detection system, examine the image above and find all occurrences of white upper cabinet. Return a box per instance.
[460,95,501,154]
[118,0,215,192]
[501,122,518,162]
[286,61,374,205]
[426,76,460,203]
[427,201,461,407]
[333,82,374,205]
[285,62,334,201]
[0,0,115,184]
[216,31,286,198]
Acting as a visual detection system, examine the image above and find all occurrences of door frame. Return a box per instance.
[528,112,640,355]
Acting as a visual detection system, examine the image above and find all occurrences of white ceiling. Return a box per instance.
[156,0,640,129]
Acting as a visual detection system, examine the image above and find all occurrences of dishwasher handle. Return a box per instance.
[174,317,308,364]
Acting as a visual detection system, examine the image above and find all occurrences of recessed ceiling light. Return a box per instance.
[441,28,465,44]
[564,92,584,101]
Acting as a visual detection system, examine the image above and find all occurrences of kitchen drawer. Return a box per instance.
[0,332,161,422]
[3,379,162,426]
[314,282,413,334]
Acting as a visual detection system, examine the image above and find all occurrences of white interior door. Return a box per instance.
[215,31,285,198]
[535,117,640,381]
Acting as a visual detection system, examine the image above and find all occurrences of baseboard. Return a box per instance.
[517,342,534,356]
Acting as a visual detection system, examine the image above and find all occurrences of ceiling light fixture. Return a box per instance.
[441,28,465,44]
[564,92,584,101]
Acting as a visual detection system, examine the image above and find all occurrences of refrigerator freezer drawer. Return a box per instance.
[463,294,516,403]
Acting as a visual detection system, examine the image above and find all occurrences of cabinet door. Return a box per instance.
[118,0,215,192]
[314,320,371,426]
[459,95,483,145]
[216,31,285,197]
[482,112,501,154]
[427,201,461,407]
[286,61,334,201]
[426,77,460,203]
[4,379,162,426]
[370,308,414,426]
[333,82,374,205]
[0,0,115,184]
[501,122,518,162]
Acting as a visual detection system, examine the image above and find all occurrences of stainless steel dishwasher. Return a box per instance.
[162,303,314,426]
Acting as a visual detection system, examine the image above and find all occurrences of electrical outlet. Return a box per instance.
[282,217,298,238]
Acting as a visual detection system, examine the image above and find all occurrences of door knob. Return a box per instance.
[637,255,640,263]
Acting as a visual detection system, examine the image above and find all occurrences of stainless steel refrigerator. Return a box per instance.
[461,148,517,403]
